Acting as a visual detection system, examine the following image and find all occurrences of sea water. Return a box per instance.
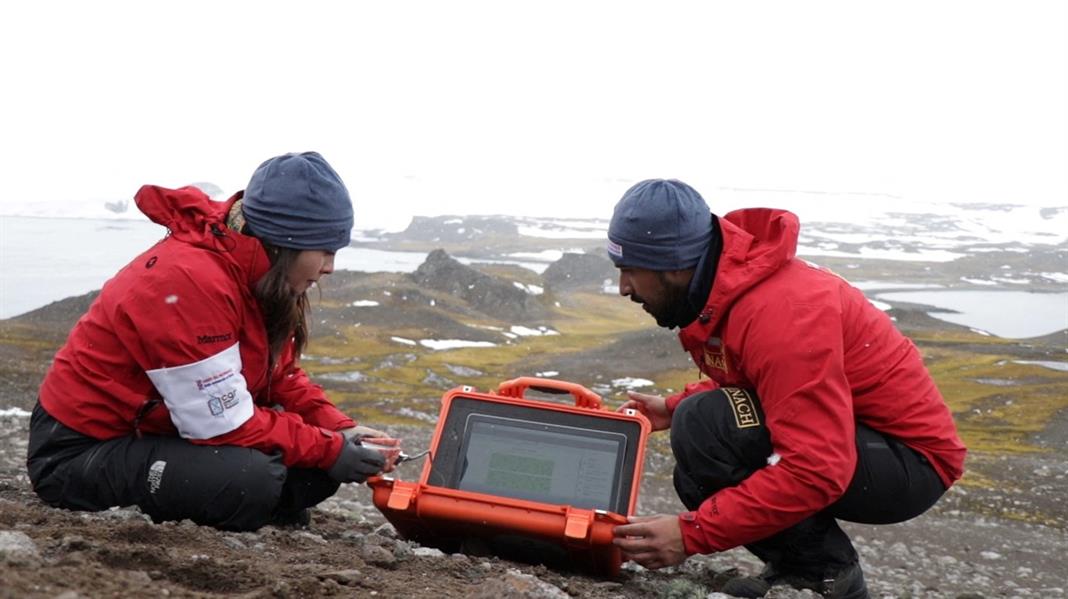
[877,290,1068,339]
[0,216,428,319]
[3,216,1067,340]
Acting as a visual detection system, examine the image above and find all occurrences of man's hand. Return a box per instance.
[618,391,672,431]
[612,514,687,570]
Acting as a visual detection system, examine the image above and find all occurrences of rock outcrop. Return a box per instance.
[542,252,617,291]
[411,249,545,321]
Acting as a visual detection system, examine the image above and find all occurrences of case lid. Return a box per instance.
[425,381,646,515]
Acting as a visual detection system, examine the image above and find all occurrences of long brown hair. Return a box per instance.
[254,242,310,366]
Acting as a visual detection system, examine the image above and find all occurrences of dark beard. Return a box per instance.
[648,273,693,329]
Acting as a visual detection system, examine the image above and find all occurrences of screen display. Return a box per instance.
[454,415,627,511]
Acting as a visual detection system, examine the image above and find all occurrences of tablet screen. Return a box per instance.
[454,414,627,511]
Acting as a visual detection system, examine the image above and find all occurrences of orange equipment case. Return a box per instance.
[368,377,650,576]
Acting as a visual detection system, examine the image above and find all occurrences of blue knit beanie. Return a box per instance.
[607,179,714,270]
[242,152,353,251]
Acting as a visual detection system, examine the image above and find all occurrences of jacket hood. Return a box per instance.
[695,208,799,334]
[134,185,270,286]
[135,185,228,244]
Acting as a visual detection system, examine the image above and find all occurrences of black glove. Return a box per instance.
[327,437,386,483]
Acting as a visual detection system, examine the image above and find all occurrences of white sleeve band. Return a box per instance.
[146,342,255,440]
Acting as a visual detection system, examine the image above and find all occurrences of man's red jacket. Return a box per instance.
[665,208,966,554]
[39,186,352,469]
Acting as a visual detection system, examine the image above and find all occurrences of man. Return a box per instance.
[608,180,966,598]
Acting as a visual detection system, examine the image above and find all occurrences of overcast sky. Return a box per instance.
[1,0,1064,230]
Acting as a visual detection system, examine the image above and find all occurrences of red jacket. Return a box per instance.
[666,209,966,554]
[39,186,352,469]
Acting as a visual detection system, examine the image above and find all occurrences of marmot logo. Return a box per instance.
[197,333,233,344]
[725,388,760,429]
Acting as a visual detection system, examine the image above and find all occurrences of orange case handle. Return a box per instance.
[496,377,603,410]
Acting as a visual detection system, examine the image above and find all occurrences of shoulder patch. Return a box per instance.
[724,388,760,429]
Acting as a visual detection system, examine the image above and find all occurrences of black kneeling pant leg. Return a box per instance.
[669,388,948,573]
[670,388,772,510]
[829,423,946,524]
[27,402,339,531]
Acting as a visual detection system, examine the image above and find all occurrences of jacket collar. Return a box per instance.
[678,208,799,349]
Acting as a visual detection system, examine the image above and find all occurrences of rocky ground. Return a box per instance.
[1,221,1067,598]
[1,407,1066,599]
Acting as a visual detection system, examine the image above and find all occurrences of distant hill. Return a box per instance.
[387,216,518,243]
[542,252,617,291]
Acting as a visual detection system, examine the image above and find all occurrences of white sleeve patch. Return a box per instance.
[146,342,254,440]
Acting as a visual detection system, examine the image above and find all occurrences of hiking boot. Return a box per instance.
[721,560,869,598]
[819,561,869,599]
[268,508,311,529]
[720,563,819,598]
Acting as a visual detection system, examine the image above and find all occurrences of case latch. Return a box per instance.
[387,481,418,511]
[564,508,593,541]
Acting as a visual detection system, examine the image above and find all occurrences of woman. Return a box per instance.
[27,152,391,531]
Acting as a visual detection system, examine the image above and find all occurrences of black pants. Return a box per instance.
[26,402,339,531]
[671,389,946,575]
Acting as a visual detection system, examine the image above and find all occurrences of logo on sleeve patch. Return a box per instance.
[724,388,760,429]
[146,342,254,440]
[195,368,237,391]
[206,389,241,416]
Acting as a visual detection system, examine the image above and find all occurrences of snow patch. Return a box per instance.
[0,407,32,418]
[1013,360,1068,373]
[506,249,567,262]
[961,277,998,286]
[518,225,606,239]
[509,325,559,337]
[351,300,380,307]
[611,377,654,389]
[798,245,965,263]
[868,298,893,311]
[991,276,1031,285]
[390,336,417,346]
[419,339,497,350]
[513,281,545,295]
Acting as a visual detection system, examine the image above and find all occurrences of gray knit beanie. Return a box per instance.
[607,179,714,270]
[242,152,353,251]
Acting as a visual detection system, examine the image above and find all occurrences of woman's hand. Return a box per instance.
[339,426,401,472]
[326,437,386,483]
[340,424,387,440]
